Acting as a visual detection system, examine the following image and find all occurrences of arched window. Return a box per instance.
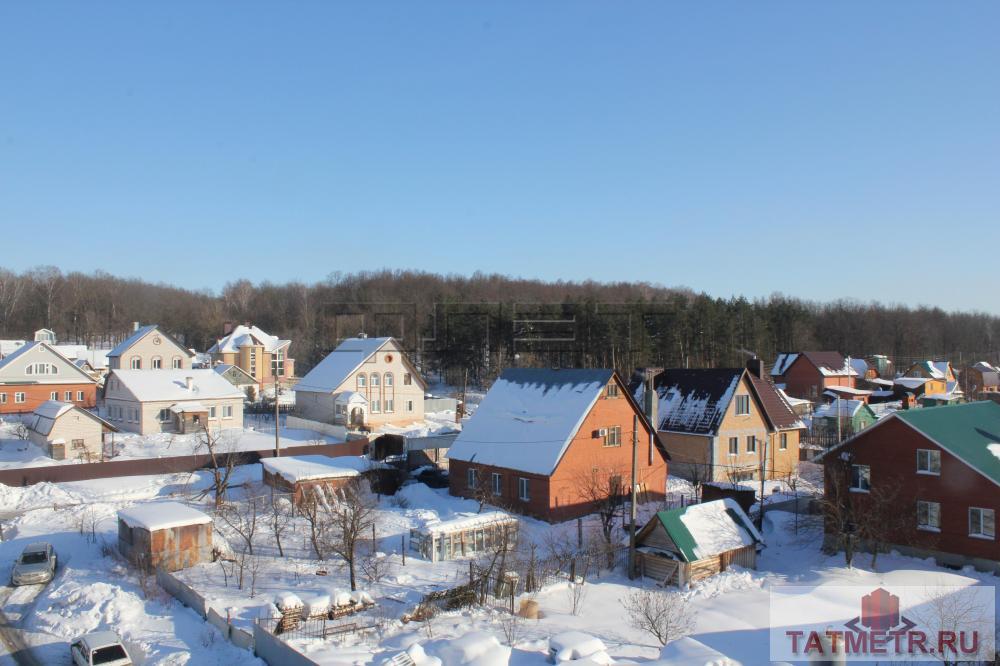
[371,374,380,387]
[130,357,142,370]
[357,373,367,389]
[172,357,182,369]
[152,356,162,369]
[384,373,393,387]
[384,373,394,412]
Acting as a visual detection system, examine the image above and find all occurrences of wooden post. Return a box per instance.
[401,535,406,565]
[577,518,583,548]
[570,558,576,582]
[469,560,475,585]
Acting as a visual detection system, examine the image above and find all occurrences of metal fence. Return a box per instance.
[254,614,375,642]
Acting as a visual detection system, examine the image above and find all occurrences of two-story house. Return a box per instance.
[107,324,194,371]
[293,336,427,429]
[633,361,803,484]
[448,368,669,522]
[770,351,857,401]
[822,401,1000,574]
[207,324,294,388]
[0,342,98,414]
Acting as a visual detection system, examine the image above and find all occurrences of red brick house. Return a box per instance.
[0,342,98,415]
[822,401,1000,573]
[770,351,857,401]
[448,368,669,522]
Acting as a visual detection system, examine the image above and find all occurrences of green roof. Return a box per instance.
[895,401,1000,486]
[652,499,761,562]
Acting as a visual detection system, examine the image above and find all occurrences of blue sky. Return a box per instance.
[2,2,998,311]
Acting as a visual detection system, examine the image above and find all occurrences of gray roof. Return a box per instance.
[107,325,193,359]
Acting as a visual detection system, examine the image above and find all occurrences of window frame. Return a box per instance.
[917,500,941,532]
[735,394,751,416]
[467,468,478,489]
[916,449,941,476]
[728,437,738,456]
[130,357,142,370]
[850,464,871,493]
[518,477,530,502]
[606,383,620,398]
[746,435,756,454]
[779,432,788,450]
[491,472,502,496]
[969,507,995,540]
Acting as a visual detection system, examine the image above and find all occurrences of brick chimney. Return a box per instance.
[746,357,764,379]
[223,321,234,335]
[185,376,194,391]
[642,367,663,430]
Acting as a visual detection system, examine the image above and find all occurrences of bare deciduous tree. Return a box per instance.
[621,588,696,647]
[217,494,260,556]
[318,479,377,591]
[573,466,627,566]
[196,427,239,509]
[267,489,292,557]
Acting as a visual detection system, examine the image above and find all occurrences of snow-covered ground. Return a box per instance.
[0,461,996,665]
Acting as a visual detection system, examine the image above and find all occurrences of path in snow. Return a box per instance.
[0,585,43,666]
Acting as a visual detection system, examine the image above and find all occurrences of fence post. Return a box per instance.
[401,535,406,565]
[570,558,576,582]
[469,561,474,585]
[509,583,515,614]
[577,518,583,548]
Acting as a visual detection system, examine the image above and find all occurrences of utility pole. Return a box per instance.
[628,413,639,579]
[274,373,281,458]
[757,435,767,530]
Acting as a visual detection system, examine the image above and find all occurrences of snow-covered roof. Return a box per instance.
[813,400,867,418]
[293,336,398,393]
[261,455,365,483]
[0,340,26,358]
[0,341,96,382]
[850,358,869,377]
[33,400,74,421]
[770,353,798,377]
[111,369,245,402]
[777,388,811,407]
[118,502,212,531]
[447,368,615,475]
[29,400,116,436]
[169,402,208,414]
[633,369,741,435]
[334,390,369,405]
[895,377,931,389]
[647,498,762,562]
[107,325,193,359]
[823,386,873,397]
[658,637,742,666]
[208,324,289,354]
[421,511,517,535]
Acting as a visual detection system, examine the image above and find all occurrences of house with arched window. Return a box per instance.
[107,324,194,371]
[293,336,426,429]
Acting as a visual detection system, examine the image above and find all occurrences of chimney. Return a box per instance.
[132,321,140,332]
[747,357,764,379]
[642,367,663,429]
[185,376,194,391]
[223,321,234,335]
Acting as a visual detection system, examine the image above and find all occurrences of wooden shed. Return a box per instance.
[261,455,369,505]
[409,512,518,563]
[117,502,213,572]
[28,400,116,461]
[635,499,762,587]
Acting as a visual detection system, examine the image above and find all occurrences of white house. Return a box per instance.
[107,324,194,371]
[28,400,117,461]
[103,369,245,435]
[293,336,426,429]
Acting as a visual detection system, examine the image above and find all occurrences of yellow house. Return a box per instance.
[207,324,294,388]
[107,324,194,371]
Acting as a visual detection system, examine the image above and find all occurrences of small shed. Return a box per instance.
[117,502,213,572]
[28,400,116,461]
[811,400,877,438]
[635,499,762,586]
[409,511,518,563]
[261,455,366,505]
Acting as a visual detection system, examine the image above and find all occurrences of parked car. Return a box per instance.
[70,631,133,666]
[10,542,56,586]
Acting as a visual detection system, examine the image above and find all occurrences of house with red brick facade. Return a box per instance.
[770,351,857,401]
[0,342,98,414]
[822,401,1000,573]
[447,368,668,522]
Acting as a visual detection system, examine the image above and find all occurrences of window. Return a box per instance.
[50,391,58,401]
[27,362,58,375]
[492,473,502,496]
[917,500,941,531]
[357,374,367,388]
[385,399,394,413]
[208,406,217,418]
[158,409,171,423]
[728,437,738,456]
[518,477,530,501]
[151,357,162,369]
[604,426,622,447]
[71,439,85,450]
[384,373,393,387]
[969,507,995,539]
[15,392,25,404]
[77,391,84,401]
[746,435,756,453]
[406,400,414,412]
[606,383,620,398]
[223,405,233,418]
[917,449,941,475]
[272,349,285,376]
[130,357,141,369]
[371,374,380,387]
[0,394,6,404]
[467,468,478,488]
[850,464,870,492]
[403,373,412,385]
[735,395,750,415]
[780,433,788,450]
[64,391,72,401]
[371,395,381,413]
[172,357,182,369]
[249,349,257,377]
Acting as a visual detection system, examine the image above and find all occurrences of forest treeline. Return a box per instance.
[2,266,999,385]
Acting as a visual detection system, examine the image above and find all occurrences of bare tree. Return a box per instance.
[819,458,860,568]
[267,488,292,557]
[318,479,377,591]
[621,588,696,647]
[196,427,238,509]
[217,494,260,556]
[911,584,997,666]
[298,487,327,560]
[573,466,627,566]
[857,478,912,571]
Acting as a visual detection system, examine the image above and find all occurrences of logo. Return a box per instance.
[770,584,995,662]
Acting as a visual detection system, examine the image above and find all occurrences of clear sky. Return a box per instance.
[2,2,998,311]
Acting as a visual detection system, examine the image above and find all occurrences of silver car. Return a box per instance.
[70,631,133,666]
[11,542,57,586]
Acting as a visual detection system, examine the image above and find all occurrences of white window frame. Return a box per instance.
[357,373,367,388]
[223,405,233,419]
[779,432,788,450]
[130,357,141,370]
[916,449,941,476]
[208,406,217,418]
[50,391,58,401]
[467,468,478,489]
[735,394,750,416]
[969,507,995,540]
[172,357,182,369]
[606,383,620,398]
[406,400,414,412]
[917,500,941,532]
[77,391,84,401]
[158,408,171,423]
[728,437,738,456]
[491,472,502,496]
[746,435,756,453]
[850,464,871,493]
[518,477,530,502]
[0,393,6,404]
[151,357,162,369]
[64,391,72,401]
[603,426,622,447]
[15,392,26,404]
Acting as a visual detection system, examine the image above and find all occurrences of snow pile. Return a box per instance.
[658,636,742,665]
[549,631,612,663]
[303,595,331,617]
[988,443,1000,461]
[330,589,354,607]
[687,567,763,599]
[679,499,761,560]
[424,632,511,666]
[275,592,304,611]
[352,590,375,605]
[117,501,212,531]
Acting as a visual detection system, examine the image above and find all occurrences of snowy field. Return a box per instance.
[0,462,997,665]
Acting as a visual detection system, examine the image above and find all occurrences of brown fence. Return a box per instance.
[0,439,368,488]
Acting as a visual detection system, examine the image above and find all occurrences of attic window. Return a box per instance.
[606,384,619,398]
[735,395,750,416]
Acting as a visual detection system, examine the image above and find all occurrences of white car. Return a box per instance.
[70,631,133,666]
